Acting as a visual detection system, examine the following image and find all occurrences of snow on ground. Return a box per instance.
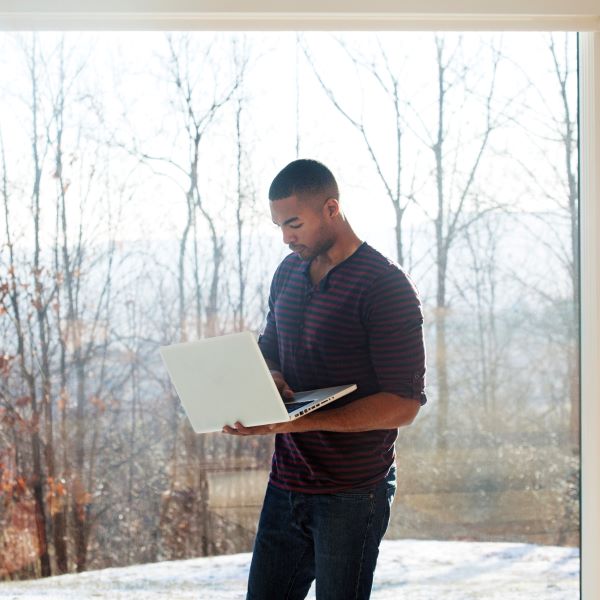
[0,539,579,599]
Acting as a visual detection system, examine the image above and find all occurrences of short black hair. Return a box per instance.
[269,159,339,201]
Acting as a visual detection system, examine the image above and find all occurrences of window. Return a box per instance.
[0,3,596,596]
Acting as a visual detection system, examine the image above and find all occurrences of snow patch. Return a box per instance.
[0,539,579,599]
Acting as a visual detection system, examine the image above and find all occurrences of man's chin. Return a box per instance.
[291,246,310,259]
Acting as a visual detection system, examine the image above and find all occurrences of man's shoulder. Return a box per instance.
[358,244,419,296]
[360,243,398,269]
[355,243,406,280]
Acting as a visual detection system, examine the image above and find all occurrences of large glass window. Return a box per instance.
[0,31,579,596]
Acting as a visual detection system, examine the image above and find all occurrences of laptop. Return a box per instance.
[159,331,357,433]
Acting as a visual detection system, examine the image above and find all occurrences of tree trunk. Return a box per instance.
[72,361,88,573]
[433,39,449,450]
[28,35,52,577]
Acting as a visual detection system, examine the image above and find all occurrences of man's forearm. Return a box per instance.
[222,391,420,437]
[260,360,419,432]
[291,392,420,433]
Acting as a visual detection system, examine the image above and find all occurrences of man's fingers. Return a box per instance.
[233,421,252,434]
[278,384,294,399]
[273,375,294,399]
[222,422,254,436]
[221,422,279,436]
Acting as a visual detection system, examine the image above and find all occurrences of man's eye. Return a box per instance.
[289,224,302,230]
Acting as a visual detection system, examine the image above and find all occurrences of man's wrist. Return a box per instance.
[291,411,322,433]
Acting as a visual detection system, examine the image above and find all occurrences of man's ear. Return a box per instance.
[324,197,340,218]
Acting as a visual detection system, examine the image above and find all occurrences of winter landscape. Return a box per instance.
[0,31,580,593]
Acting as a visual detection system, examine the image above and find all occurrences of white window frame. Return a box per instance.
[0,2,598,598]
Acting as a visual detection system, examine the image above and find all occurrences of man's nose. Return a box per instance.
[282,229,296,245]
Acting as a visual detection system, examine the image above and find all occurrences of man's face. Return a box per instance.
[270,194,334,261]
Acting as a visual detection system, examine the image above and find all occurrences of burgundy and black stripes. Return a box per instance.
[258,242,427,493]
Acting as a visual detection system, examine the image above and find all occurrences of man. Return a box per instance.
[223,159,426,600]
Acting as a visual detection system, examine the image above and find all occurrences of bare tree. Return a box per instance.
[233,98,249,332]
[305,34,504,449]
[164,34,245,341]
[19,34,52,577]
[0,34,122,576]
[408,36,503,449]
[454,214,503,419]
[506,33,579,451]
[145,34,248,559]
[548,34,579,452]
[302,35,413,266]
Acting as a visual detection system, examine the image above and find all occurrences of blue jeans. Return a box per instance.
[246,471,396,600]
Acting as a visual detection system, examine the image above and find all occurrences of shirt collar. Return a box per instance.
[301,241,367,291]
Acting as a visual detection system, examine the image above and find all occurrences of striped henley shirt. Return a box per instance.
[258,241,427,493]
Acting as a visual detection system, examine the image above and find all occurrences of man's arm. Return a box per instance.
[225,265,426,436]
[295,392,420,432]
[222,391,420,436]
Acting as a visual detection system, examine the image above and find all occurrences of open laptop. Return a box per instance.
[159,331,357,433]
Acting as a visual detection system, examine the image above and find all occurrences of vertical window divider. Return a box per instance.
[579,30,600,600]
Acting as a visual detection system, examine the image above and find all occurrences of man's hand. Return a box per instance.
[270,370,294,400]
[222,421,295,436]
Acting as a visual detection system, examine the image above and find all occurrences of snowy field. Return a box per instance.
[0,539,579,599]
